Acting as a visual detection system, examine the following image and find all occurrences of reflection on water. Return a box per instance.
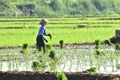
[0,44,120,74]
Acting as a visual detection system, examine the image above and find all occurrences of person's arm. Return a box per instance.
[43,37,48,42]
[46,33,52,39]
[44,28,52,39]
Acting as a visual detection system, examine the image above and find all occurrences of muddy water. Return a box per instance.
[0,44,120,74]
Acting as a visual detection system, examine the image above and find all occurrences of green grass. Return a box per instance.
[0,17,120,47]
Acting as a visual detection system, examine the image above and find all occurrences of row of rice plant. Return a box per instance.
[0,17,120,28]
[1,16,120,47]
[0,42,120,74]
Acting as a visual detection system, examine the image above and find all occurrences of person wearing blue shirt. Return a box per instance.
[36,18,52,53]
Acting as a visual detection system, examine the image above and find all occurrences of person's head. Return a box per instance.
[40,18,48,26]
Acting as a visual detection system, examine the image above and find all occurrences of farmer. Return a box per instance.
[36,18,52,53]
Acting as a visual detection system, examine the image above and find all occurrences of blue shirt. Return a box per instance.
[38,26,46,36]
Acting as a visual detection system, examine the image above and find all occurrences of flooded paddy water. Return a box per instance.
[0,44,120,74]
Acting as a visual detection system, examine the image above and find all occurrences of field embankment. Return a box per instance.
[0,71,120,80]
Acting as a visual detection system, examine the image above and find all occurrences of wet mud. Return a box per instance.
[0,71,120,80]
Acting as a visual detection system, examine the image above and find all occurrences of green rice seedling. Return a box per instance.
[96,58,101,71]
[15,53,22,71]
[62,52,68,72]
[85,67,98,73]
[116,64,120,70]
[8,54,14,71]
[94,40,100,49]
[81,51,86,71]
[94,51,100,58]
[49,50,56,59]
[96,50,103,55]
[20,43,29,54]
[49,50,59,71]
[94,49,105,58]
[24,53,30,70]
[0,62,2,71]
[1,17,120,47]
[11,54,18,70]
[34,49,40,59]
[69,58,72,72]
[8,54,12,71]
[104,39,112,45]
[15,58,19,70]
[89,53,93,68]
[49,61,56,71]
[46,44,53,52]
[94,39,103,58]
[115,54,119,67]
[56,72,67,80]
[110,53,115,71]
[11,53,15,70]
[32,60,41,71]
[40,59,49,72]
[115,43,120,50]
[103,55,107,72]
[22,43,28,49]
[76,49,80,71]
[59,40,64,49]
[32,50,50,71]
[0,55,2,71]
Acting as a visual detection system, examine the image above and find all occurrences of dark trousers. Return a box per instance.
[36,35,46,53]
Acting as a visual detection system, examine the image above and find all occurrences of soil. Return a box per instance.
[0,71,120,80]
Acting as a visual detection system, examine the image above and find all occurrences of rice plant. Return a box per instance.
[32,60,41,71]
[56,72,67,80]
[49,50,57,71]
[104,39,112,45]
[89,53,93,68]
[49,50,56,59]
[59,40,64,49]
[76,49,80,71]
[20,43,29,54]
[94,40,101,49]
[85,67,98,73]
[110,53,115,71]
[115,43,120,50]
[103,55,107,72]
[46,44,53,52]
[0,54,2,71]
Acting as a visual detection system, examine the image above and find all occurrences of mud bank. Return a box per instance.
[0,71,120,80]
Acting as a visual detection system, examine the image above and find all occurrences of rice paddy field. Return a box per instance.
[0,16,120,76]
[0,16,120,47]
